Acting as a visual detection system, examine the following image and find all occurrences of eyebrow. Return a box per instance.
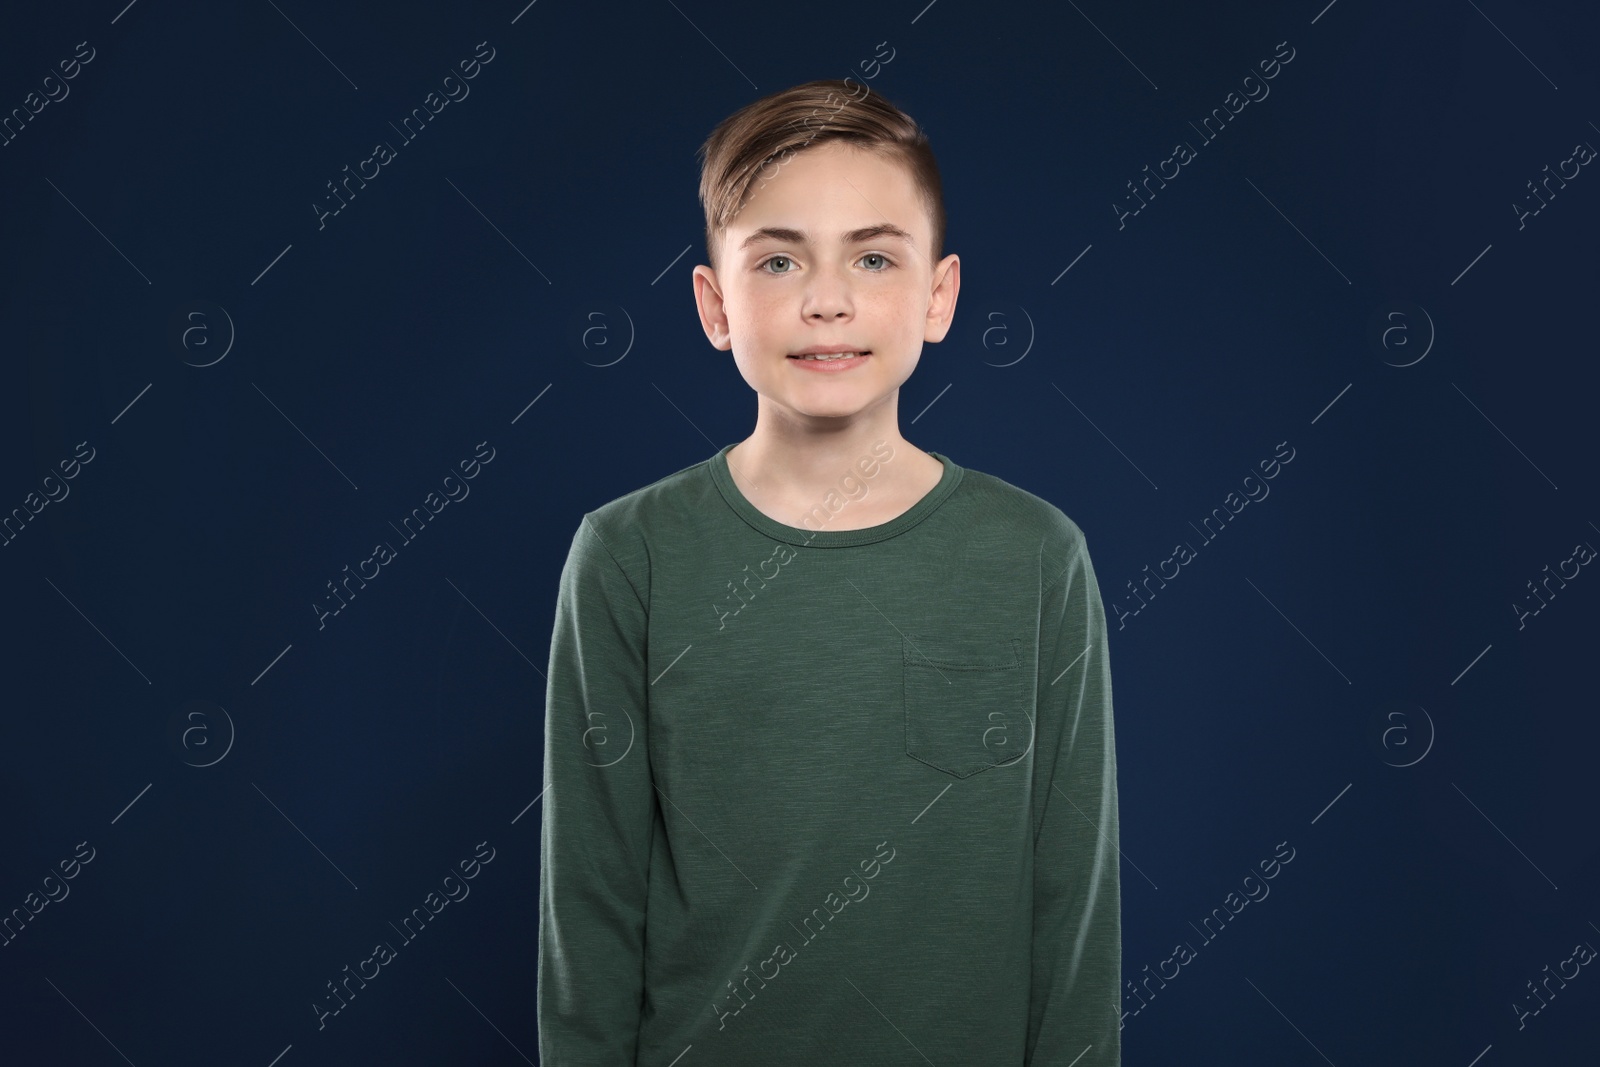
[737,224,915,252]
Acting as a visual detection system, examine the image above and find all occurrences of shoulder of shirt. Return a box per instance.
[567,451,719,582]
[943,462,1092,591]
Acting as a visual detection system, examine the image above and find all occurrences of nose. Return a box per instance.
[802,262,855,321]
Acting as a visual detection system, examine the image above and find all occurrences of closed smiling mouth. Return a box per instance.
[788,350,872,361]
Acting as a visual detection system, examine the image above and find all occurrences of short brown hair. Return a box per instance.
[695,79,947,272]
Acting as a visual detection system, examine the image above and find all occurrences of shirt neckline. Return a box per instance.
[708,442,964,547]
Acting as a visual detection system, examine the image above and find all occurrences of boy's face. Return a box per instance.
[693,140,960,425]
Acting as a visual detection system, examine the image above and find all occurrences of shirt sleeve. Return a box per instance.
[1025,531,1122,1065]
[538,515,657,1064]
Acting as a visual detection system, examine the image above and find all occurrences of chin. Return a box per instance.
[792,402,876,420]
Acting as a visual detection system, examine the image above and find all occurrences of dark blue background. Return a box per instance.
[2,0,1596,1063]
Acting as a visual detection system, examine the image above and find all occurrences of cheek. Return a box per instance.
[728,312,770,353]
[734,291,790,343]
[868,283,921,322]
[747,284,789,314]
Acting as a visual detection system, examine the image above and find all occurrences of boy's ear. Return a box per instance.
[922,253,961,345]
[692,265,733,351]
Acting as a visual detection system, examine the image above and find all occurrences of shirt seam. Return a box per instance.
[1041,546,1080,599]
[710,447,963,548]
[582,515,649,617]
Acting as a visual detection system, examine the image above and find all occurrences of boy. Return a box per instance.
[538,79,1121,1065]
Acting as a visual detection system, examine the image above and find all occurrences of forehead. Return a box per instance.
[727,141,927,248]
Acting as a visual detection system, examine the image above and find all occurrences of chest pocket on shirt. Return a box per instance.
[902,634,1032,779]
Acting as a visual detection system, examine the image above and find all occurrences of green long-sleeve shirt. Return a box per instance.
[538,442,1121,1065]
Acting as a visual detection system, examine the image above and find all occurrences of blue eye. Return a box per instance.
[757,253,894,274]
